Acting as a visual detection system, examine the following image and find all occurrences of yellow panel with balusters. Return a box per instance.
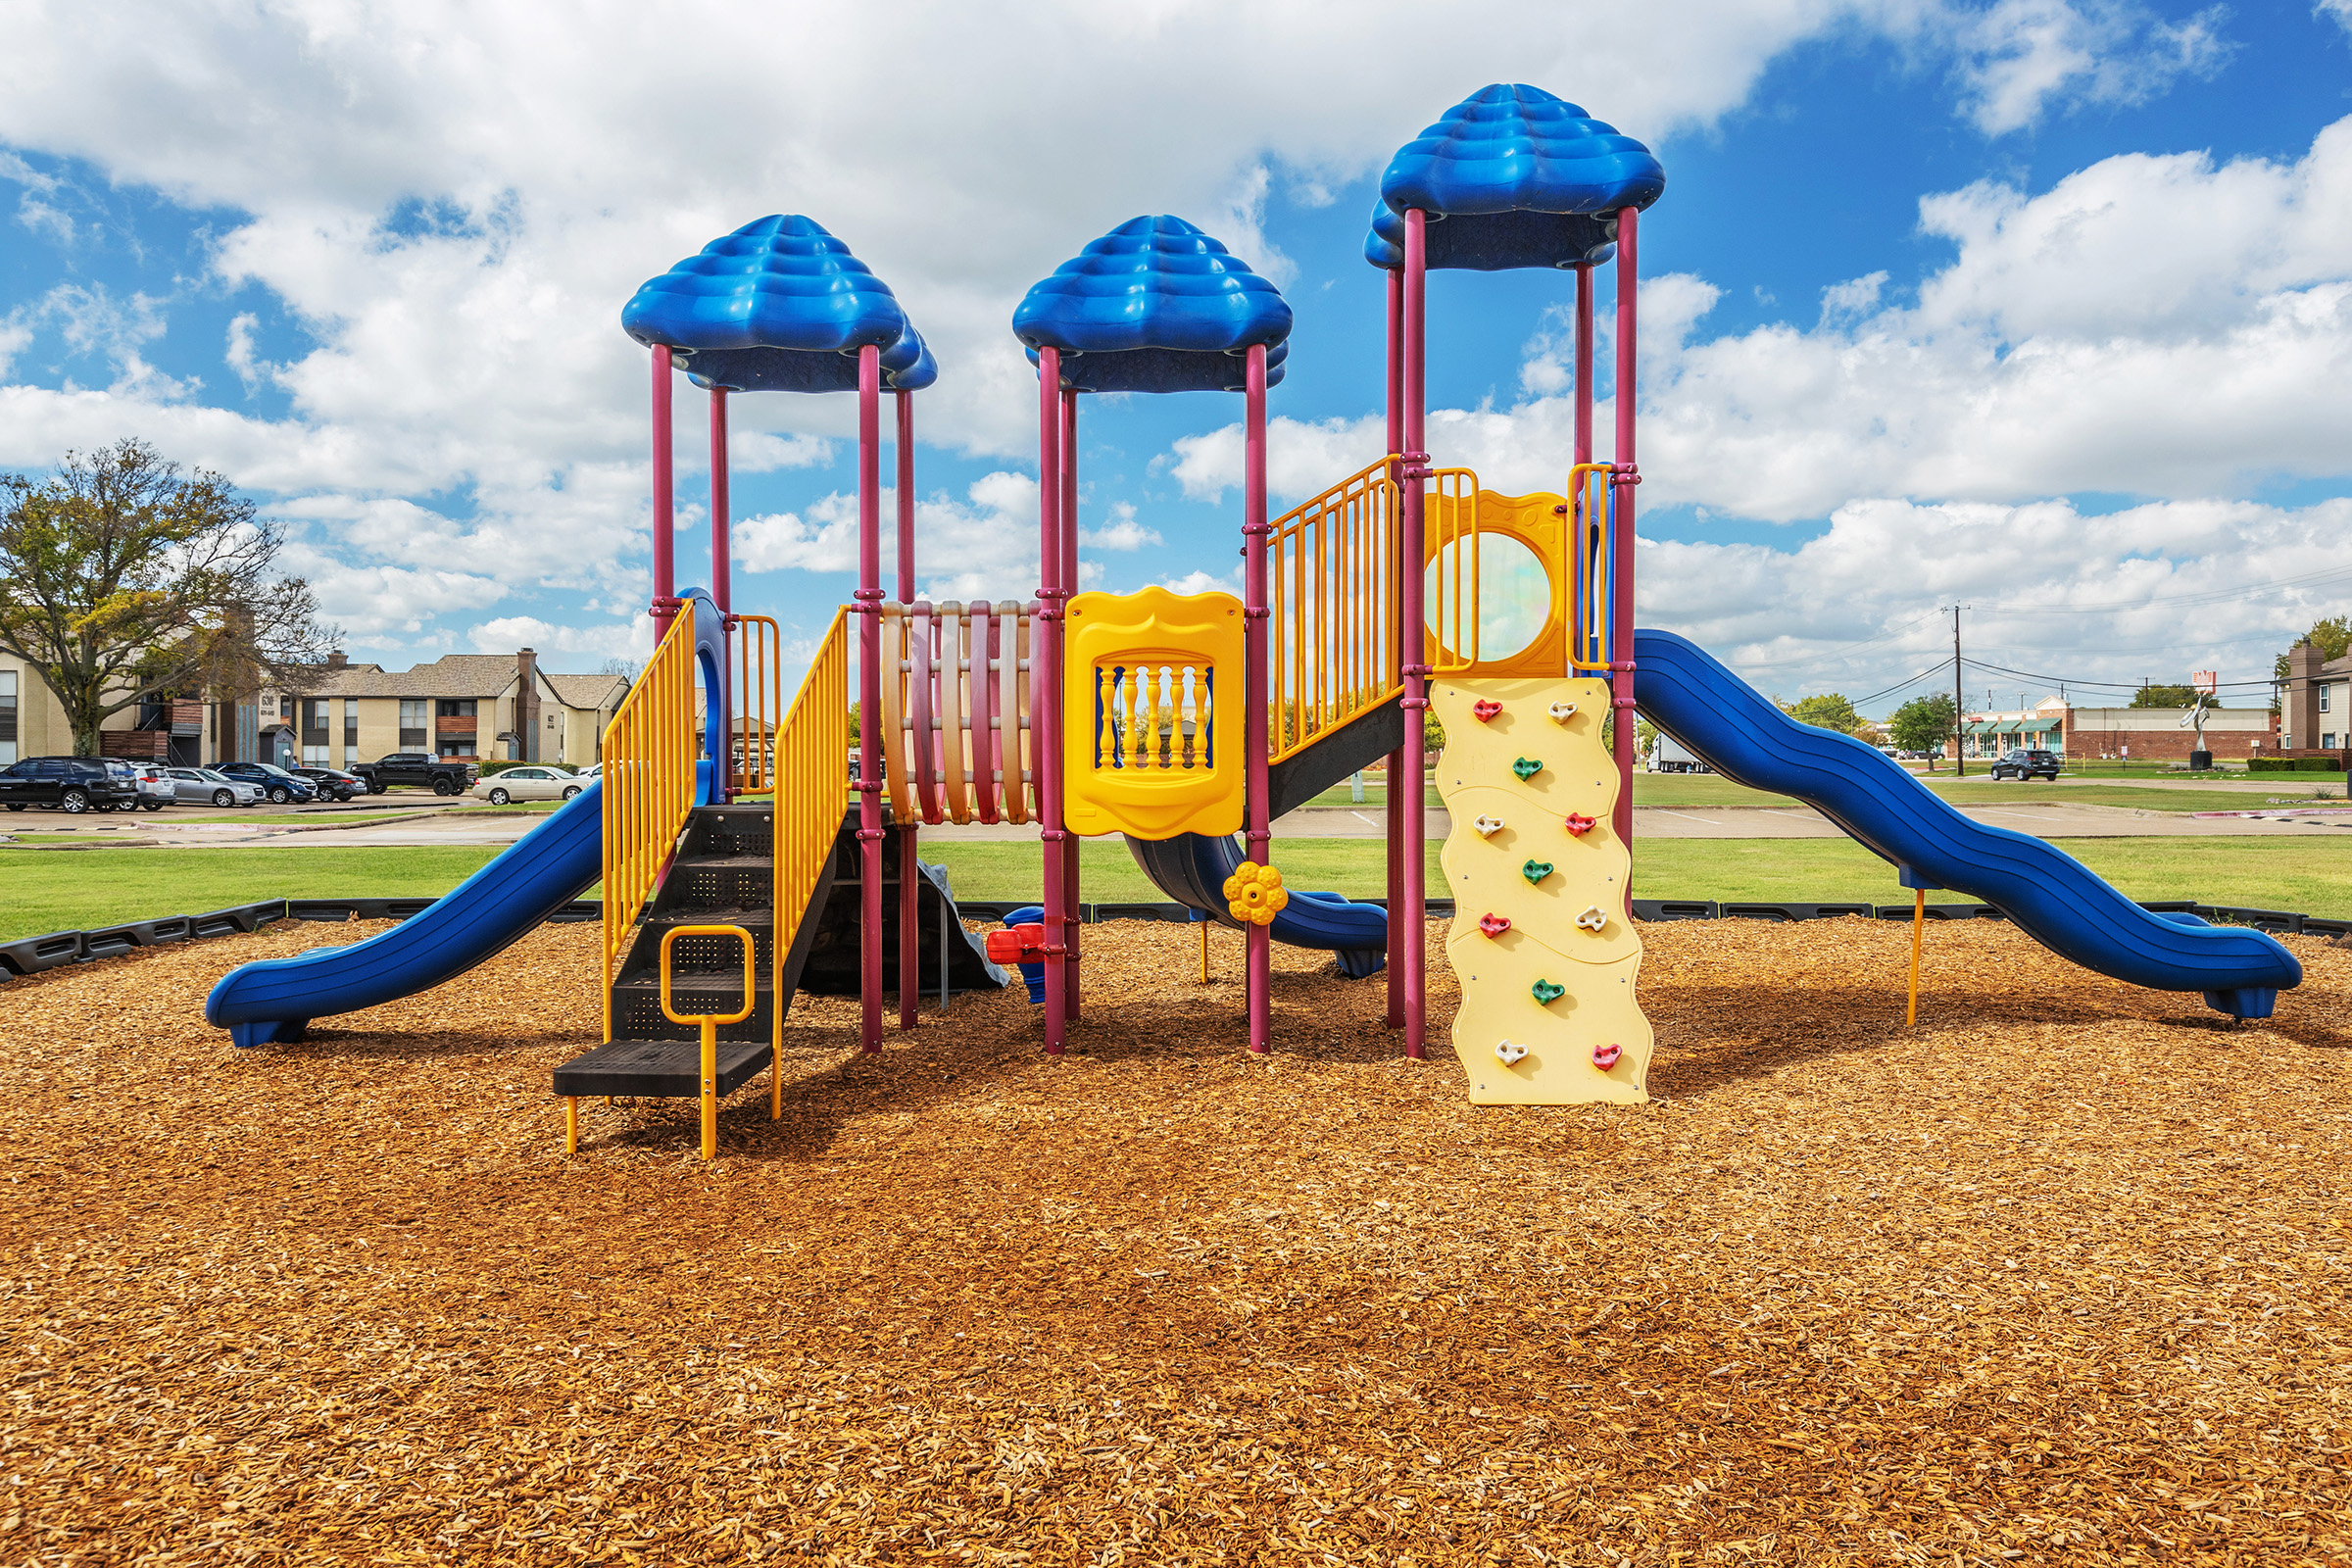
[1433,675,1652,1104]
[1061,587,1248,840]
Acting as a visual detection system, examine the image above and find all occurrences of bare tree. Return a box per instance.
[0,439,341,755]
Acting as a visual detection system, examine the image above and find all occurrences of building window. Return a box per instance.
[438,699,476,718]
[2327,733,2338,752]
[437,738,476,759]
[2324,685,2333,713]
[303,745,329,763]
[0,670,15,766]
[399,698,428,748]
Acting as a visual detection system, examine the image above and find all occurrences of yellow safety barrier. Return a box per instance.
[1062,585,1246,839]
[879,601,1035,826]
[659,923,757,1160]
[1565,463,1615,673]
[1423,471,1575,680]
[601,609,703,1038]
[1267,457,1405,762]
[730,613,783,796]
[772,608,850,967]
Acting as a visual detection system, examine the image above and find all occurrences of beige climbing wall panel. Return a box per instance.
[1432,675,1652,1105]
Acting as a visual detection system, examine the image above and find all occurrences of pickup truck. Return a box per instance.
[352,753,482,796]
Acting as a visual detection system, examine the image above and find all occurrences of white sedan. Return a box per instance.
[470,766,587,805]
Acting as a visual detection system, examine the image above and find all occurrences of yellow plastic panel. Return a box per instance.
[1422,488,1570,679]
[1432,674,1652,1104]
[1063,586,1247,840]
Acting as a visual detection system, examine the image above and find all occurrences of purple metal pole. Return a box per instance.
[1059,389,1082,1021]
[1574,265,1594,468]
[1243,343,1272,1055]
[856,343,885,1052]
[1610,208,1640,898]
[896,390,918,1032]
[709,386,731,804]
[1037,348,1067,1054]
[650,346,677,643]
[1383,267,1405,1028]
[1399,210,1430,1060]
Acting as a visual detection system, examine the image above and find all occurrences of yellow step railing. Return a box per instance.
[1267,457,1405,762]
[771,609,851,958]
[601,609,703,1037]
[731,613,783,796]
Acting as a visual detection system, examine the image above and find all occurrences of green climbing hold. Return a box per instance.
[1521,858,1554,884]
[1531,978,1566,1004]
[1511,757,1543,780]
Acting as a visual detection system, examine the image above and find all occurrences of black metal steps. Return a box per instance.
[554,1037,776,1099]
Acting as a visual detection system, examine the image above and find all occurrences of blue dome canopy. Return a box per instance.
[1362,199,1617,272]
[623,215,932,395]
[1378,84,1664,226]
[1013,216,1293,394]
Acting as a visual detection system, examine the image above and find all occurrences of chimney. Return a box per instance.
[2288,640,2323,753]
[516,647,541,762]
[327,650,348,668]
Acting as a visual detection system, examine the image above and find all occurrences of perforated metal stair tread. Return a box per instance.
[667,853,771,871]
[612,969,774,993]
[552,1037,777,1099]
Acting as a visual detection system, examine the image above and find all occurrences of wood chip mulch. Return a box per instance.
[5,909,2351,1565]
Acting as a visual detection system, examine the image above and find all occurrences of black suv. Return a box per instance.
[292,765,367,803]
[216,761,319,805]
[1989,748,2063,781]
[0,756,145,813]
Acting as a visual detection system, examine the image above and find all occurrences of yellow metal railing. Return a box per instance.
[731,613,783,795]
[1091,661,1215,771]
[660,923,757,1160]
[1565,463,1615,673]
[1424,467,1484,675]
[1267,457,1405,761]
[602,610,703,1037]
[770,609,851,997]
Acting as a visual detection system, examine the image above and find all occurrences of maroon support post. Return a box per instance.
[1573,265,1594,467]
[1609,208,1640,893]
[1243,343,1272,1054]
[896,389,918,1032]
[1398,210,1430,1060]
[650,346,678,642]
[856,344,885,1052]
[1059,389,1083,1021]
[709,386,731,803]
[1383,267,1405,1028]
[1036,348,1067,1054]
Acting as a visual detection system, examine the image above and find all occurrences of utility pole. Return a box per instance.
[1951,605,1969,776]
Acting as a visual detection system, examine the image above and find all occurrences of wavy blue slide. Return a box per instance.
[206,781,608,1047]
[1126,832,1389,978]
[1634,629,2301,1018]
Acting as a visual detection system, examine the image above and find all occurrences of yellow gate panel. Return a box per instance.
[1063,586,1247,840]
[1423,486,1571,679]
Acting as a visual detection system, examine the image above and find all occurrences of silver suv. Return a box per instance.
[166,767,266,808]
[129,763,174,811]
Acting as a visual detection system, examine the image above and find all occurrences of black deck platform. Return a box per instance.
[553,1035,777,1099]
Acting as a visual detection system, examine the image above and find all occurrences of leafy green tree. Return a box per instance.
[0,439,337,756]
[2131,683,2200,709]
[1887,693,1956,754]
[1782,692,1862,733]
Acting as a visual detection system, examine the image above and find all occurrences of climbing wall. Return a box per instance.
[1431,675,1652,1104]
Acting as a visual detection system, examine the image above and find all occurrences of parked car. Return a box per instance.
[573,762,602,781]
[472,765,585,805]
[126,762,175,811]
[292,765,368,803]
[215,760,319,805]
[0,756,145,814]
[352,753,481,796]
[1989,748,2063,782]
[165,766,266,808]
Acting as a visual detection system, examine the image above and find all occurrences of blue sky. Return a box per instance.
[4,1,2351,715]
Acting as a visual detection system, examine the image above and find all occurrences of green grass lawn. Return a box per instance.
[10,833,2346,946]
[1910,781,2282,813]
[917,835,2352,919]
[0,847,504,941]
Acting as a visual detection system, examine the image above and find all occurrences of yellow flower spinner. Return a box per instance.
[1221,860,1290,926]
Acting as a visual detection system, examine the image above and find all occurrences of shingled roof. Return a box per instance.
[543,672,630,710]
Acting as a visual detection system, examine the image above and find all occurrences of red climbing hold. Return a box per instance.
[1563,812,1596,836]
[1477,912,1511,938]
[1592,1042,1622,1069]
[1471,699,1503,722]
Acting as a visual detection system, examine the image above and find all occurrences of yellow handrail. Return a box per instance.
[1425,467,1483,674]
[601,609,703,1039]
[1565,463,1615,673]
[660,923,757,1160]
[770,610,851,1086]
[1266,457,1405,763]
[731,614,783,795]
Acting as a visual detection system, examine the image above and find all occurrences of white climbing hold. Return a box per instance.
[1494,1040,1530,1065]
[1548,702,1577,722]
[1473,813,1506,837]
[1574,906,1609,933]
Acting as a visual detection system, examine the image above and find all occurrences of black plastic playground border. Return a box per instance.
[4,895,2341,982]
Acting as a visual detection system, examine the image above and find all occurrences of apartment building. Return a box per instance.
[0,647,628,768]
[2282,641,2352,755]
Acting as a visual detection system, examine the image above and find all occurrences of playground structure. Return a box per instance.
[203,86,2304,1142]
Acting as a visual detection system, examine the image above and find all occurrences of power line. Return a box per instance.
[1853,661,1954,707]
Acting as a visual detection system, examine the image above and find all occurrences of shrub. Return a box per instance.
[477,759,579,776]
[2247,756,2348,773]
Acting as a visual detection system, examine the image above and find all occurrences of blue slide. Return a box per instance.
[1126,832,1389,978]
[1634,628,2302,1018]
[205,781,608,1047]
